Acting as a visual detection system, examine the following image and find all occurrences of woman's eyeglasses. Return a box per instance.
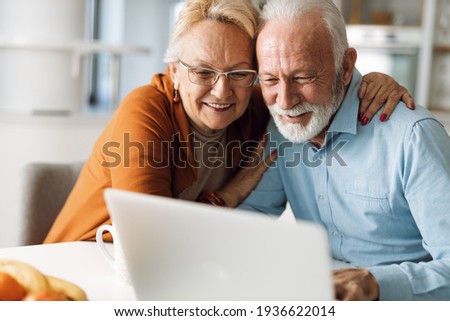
[177,60,257,88]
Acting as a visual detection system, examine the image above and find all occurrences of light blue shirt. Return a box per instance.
[239,70,450,300]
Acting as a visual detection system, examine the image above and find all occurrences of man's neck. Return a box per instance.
[308,111,337,148]
[307,83,350,148]
[308,129,327,148]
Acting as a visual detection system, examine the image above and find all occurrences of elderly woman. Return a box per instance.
[44,0,413,243]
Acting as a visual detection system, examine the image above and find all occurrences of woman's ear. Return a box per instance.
[342,48,357,86]
[169,63,180,89]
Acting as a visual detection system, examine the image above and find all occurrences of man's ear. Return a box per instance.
[342,48,357,86]
[169,63,180,89]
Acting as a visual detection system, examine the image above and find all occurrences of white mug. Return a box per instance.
[96,224,131,285]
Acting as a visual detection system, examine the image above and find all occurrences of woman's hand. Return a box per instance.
[216,134,277,208]
[359,72,415,125]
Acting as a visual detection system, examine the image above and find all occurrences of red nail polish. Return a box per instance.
[379,113,387,122]
[409,102,415,110]
[358,113,363,121]
[361,116,369,126]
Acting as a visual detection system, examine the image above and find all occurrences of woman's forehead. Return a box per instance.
[178,20,255,67]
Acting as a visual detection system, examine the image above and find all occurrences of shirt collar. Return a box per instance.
[328,69,362,136]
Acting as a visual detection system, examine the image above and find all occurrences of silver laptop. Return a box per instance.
[104,188,334,300]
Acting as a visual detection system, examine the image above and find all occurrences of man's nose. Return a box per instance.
[276,81,298,110]
[210,74,233,99]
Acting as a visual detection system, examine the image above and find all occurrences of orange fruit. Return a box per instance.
[24,291,70,301]
[0,272,26,301]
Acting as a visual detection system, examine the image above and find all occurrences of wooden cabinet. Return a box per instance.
[341,1,423,100]
[337,0,423,26]
[336,1,450,112]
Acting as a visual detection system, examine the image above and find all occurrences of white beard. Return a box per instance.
[269,101,338,143]
[268,73,345,143]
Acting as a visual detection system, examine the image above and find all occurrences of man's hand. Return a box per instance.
[333,268,379,301]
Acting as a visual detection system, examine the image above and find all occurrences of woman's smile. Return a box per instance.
[204,102,233,112]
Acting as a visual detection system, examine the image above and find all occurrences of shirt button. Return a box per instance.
[318,195,325,200]
[332,231,338,237]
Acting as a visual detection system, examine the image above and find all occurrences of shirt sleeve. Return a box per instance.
[368,118,450,300]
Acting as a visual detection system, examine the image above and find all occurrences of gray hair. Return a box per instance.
[164,0,260,63]
[258,0,348,72]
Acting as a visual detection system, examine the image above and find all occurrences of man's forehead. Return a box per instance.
[257,17,330,59]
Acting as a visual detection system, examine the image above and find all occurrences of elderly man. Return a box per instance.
[239,0,450,300]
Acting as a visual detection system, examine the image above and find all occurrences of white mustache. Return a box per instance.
[269,102,319,117]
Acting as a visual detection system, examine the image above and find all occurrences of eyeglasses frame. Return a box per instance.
[177,60,257,88]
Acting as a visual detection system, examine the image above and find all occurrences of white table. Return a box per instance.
[0,241,136,300]
[0,241,351,301]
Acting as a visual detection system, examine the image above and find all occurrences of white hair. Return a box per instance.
[164,0,260,63]
[258,0,348,72]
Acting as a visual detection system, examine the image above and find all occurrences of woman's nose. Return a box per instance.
[210,74,233,99]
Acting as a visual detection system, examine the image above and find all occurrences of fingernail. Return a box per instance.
[409,102,415,110]
[270,149,278,156]
[379,113,388,122]
[361,116,369,126]
[358,113,363,121]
